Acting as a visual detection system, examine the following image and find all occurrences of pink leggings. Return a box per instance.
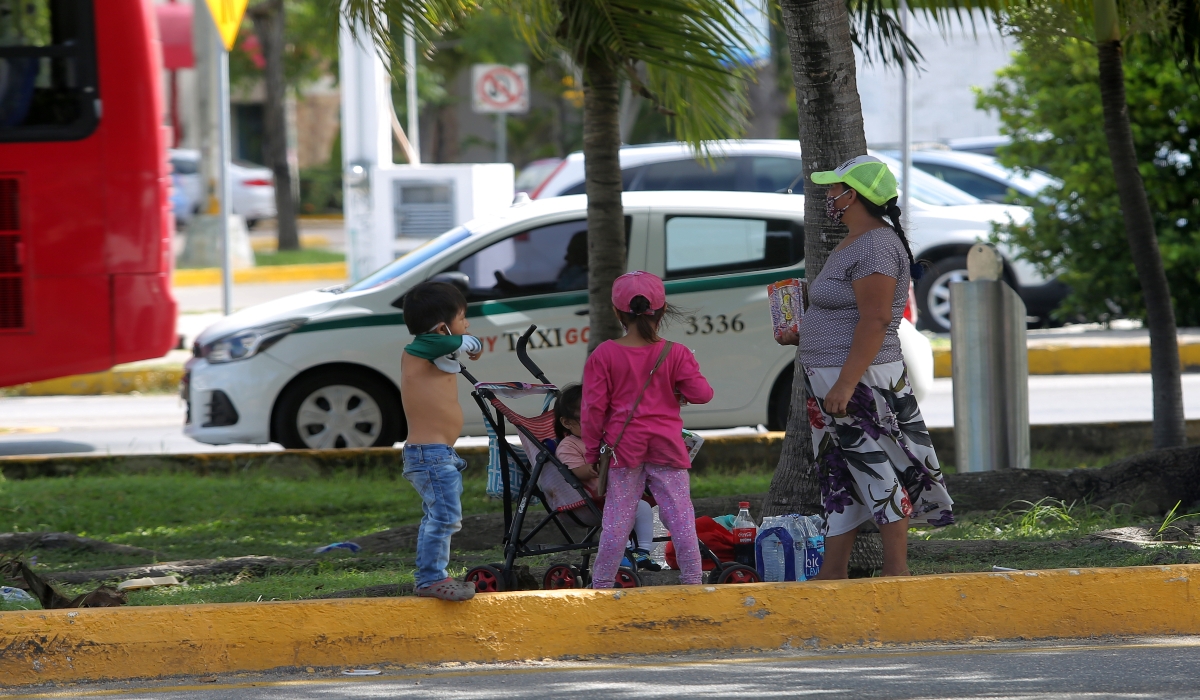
[592,464,702,588]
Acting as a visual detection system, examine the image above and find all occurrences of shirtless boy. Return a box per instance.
[401,282,482,601]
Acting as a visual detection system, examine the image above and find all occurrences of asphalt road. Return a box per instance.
[9,637,1200,699]
[1,373,1199,457]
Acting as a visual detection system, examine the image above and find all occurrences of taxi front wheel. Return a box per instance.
[273,368,404,450]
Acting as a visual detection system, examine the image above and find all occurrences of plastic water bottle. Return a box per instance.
[802,515,825,580]
[755,520,792,582]
[732,502,757,567]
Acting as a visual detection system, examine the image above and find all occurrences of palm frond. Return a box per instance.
[339,0,479,64]
[504,0,760,153]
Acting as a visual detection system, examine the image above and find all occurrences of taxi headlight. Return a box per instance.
[202,319,305,363]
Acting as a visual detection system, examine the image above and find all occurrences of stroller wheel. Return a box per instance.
[465,564,507,593]
[613,567,641,588]
[543,564,582,590]
[714,563,761,585]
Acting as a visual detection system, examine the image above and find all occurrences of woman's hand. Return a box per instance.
[822,380,856,417]
[775,329,799,346]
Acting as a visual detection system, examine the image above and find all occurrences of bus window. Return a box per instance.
[0,0,98,142]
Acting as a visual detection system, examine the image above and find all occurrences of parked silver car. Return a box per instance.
[168,149,277,228]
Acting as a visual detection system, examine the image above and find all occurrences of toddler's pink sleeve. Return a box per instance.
[581,349,610,464]
[674,345,713,405]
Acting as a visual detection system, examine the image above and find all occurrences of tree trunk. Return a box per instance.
[249,0,300,251]
[581,51,625,352]
[1095,40,1186,449]
[771,0,881,573]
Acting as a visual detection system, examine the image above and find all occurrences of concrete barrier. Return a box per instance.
[1,565,1197,686]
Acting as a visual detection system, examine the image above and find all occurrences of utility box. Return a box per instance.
[376,164,514,251]
[950,244,1030,472]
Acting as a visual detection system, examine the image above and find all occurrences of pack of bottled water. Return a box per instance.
[755,514,825,582]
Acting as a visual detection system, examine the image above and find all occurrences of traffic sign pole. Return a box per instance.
[204,0,247,315]
[217,41,233,315]
[496,113,506,163]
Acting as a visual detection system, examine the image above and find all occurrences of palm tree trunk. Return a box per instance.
[581,50,625,352]
[250,0,300,252]
[1095,39,1186,448]
[771,0,881,574]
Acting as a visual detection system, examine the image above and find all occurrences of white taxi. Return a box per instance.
[183,190,933,449]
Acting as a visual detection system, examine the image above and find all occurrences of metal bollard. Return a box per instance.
[949,244,1030,471]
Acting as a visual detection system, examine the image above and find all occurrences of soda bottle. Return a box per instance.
[732,502,757,567]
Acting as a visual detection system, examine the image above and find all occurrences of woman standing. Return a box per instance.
[779,155,953,579]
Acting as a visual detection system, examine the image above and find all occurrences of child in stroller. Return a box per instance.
[547,384,658,571]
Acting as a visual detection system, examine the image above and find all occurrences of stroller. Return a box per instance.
[457,325,761,592]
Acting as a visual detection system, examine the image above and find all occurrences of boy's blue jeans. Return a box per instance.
[403,443,467,589]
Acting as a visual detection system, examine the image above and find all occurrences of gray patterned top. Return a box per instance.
[799,226,910,368]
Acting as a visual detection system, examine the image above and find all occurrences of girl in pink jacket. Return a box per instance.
[582,271,714,587]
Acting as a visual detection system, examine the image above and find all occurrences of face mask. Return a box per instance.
[825,188,853,224]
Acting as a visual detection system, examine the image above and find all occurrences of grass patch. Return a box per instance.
[915,498,1138,542]
[253,249,345,266]
[0,471,771,570]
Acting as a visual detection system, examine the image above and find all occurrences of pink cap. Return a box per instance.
[611,271,666,315]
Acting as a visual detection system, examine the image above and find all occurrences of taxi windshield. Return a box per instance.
[346,227,473,292]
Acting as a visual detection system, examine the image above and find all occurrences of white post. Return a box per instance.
[217,39,233,315]
[340,12,394,282]
[899,0,912,228]
[404,19,420,165]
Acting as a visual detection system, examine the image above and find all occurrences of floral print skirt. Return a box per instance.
[805,361,954,537]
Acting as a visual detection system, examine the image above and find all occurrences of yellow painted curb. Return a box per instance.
[1,564,1197,686]
[3,367,183,396]
[933,342,1200,378]
[172,262,346,287]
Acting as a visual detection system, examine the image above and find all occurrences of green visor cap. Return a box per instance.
[810,155,898,206]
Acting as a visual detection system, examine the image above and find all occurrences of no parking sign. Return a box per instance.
[472,64,529,114]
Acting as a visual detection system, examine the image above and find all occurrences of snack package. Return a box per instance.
[768,278,805,342]
[682,429,705,463]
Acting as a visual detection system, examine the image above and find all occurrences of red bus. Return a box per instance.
[0,0,177,387]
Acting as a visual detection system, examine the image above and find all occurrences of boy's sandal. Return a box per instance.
[416,577,476,601]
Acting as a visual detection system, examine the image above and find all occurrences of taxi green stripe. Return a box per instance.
[294,267,803,334]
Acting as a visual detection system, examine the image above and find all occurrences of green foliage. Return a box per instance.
[976,8,1200,323]
[231,0,341,92]
[918,497,1136,541]
[504,0,755,152]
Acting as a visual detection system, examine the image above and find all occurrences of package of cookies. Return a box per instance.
[768,278,805,342]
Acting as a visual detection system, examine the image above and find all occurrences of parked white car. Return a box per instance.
[906,149,1059,204]
[183,191,933,449]
[534,140,1057,332]
[168,149,278,228]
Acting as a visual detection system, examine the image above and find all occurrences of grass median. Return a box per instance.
[1,460,1194,610]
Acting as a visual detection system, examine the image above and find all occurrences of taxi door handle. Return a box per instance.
[574,308,589,316]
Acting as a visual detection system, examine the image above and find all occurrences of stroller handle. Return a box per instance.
[516,325,553,385]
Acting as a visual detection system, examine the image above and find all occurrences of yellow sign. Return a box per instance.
[206,0,249,51]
